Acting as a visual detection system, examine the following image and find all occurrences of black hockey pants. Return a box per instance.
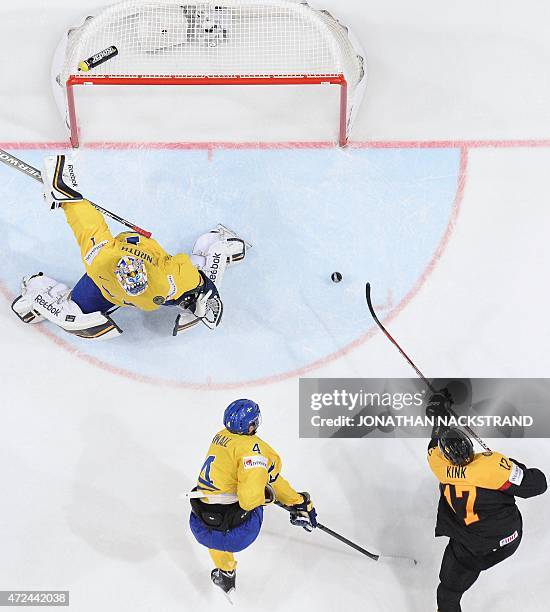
[436,535,521,611]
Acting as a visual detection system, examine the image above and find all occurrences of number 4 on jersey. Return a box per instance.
[198,455,219,491]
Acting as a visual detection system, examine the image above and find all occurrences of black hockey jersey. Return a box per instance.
[428,439,547,555]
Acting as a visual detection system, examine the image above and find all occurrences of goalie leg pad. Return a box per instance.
[11,272,56,323]
[11,273,121,340]
[43,155,83,210]
[190,226,248,286]
[215,224,250,264]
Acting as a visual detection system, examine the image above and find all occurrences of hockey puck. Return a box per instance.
[331,272,342,283]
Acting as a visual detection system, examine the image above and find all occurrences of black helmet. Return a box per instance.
[438,428,474,466]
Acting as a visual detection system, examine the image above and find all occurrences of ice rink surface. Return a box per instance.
[1,1,550,611]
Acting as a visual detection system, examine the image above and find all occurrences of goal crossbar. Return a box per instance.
[66,73,348,147]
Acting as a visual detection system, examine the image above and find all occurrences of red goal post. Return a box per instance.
[54,0,366,147]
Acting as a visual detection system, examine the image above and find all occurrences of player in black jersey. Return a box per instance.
[426,391,547,612]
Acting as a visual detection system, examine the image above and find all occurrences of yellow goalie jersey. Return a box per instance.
[196,429,304,511]
[63,200,201,310]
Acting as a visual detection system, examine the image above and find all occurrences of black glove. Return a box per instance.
[425,389,453,419]
[289,492,317,532]
[264,484,275,505]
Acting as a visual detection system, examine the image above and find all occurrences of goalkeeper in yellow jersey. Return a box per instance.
[188,399,317,600]
[11,155,247,339]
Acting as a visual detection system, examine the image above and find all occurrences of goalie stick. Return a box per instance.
[0,148,152,238]
[365,282,491,452]
[275,501,418,567]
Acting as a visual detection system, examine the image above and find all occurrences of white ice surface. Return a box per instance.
[1,2,550,612]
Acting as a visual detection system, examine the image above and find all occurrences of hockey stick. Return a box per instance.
[0,149,152,238]
[365,282,491,452]
[275,501,417,566]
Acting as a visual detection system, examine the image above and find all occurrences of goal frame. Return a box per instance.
[65,73,348,148]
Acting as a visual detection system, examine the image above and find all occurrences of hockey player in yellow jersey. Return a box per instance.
[426,391,547,612]
[189,399,317,599]
[11,155,247,338]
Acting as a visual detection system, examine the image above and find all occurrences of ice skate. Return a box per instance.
[211,568,236,604]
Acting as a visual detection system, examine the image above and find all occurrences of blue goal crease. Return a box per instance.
[0,147,461,385]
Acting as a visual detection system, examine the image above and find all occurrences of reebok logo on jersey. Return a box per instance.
[35,294,60,317]
[243,455,268,470]
[447,465,467,479]
[209,252,222,281]
[84,240,108,264]
[509,462,524,486]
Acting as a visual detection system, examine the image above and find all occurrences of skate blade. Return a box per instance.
[214,585,235,606]
[216,223,252,250]
[223,588,235,605]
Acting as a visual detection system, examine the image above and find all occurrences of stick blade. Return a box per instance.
[365,281,377,319]
[378,554,419,568]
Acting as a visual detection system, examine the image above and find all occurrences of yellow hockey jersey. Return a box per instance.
[196,429,304,511]
[63,200,201,310]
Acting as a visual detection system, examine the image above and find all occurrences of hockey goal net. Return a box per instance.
[55,0,366,147]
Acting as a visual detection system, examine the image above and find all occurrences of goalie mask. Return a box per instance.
[115,256,148,296]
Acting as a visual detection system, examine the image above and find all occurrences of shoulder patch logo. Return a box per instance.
[84,240,108,265]
[243,455,268,470]
[509,462,524,486]
[166,275,177,300]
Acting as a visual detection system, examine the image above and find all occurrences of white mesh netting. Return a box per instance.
[62,1,364,87]
[56,0,366,144]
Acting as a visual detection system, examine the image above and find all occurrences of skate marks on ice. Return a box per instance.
[0,147,463,386]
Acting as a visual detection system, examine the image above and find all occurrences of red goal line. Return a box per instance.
[1,139,550,150]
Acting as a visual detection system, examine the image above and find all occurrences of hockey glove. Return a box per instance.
[264,484,276,505]
[176,270,223,330]
[42,155,83,210]
[192,289,212,318]
[289,492,317,532]
[425,390,453,419]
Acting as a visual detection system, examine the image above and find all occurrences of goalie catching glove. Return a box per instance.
[43,155,83,210]
[188,270,220,322]
[288,492,317,532]
[172,270,223,334]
